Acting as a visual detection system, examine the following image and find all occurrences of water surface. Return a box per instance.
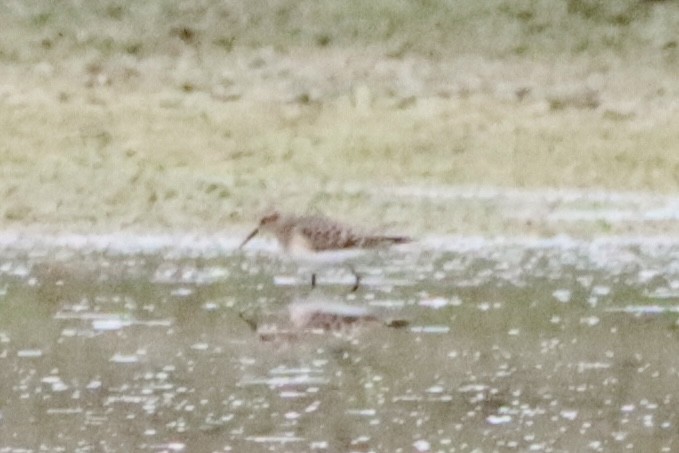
[1,236,678,452]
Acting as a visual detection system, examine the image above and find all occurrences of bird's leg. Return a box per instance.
[237,311,258,332]
[311,272,317,289]
[348,265,361,292]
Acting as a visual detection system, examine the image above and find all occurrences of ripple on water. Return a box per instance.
[409,325,450,334]
[41,375,69,392]
[110,352,142,364]
[486,414,512,425]
[16,349,43,358]
[92,316,132,331]
[606,305,679,314]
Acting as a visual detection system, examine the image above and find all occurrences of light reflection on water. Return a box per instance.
[0,239,678,451]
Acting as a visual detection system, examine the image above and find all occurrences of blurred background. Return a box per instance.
[1,0,678,236]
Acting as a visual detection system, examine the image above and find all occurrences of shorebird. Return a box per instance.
[238,210,411,291]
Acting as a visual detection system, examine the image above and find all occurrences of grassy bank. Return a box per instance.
[0,1,678,236]
[2,0,677,62]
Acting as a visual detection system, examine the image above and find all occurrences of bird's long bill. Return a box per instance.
[238,227,260,249]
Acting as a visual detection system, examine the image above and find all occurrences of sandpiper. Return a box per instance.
[238,210,411,291]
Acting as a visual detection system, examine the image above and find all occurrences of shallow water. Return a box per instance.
[1,237,679,452]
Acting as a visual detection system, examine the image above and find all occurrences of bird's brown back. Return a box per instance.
[293,215,410,251]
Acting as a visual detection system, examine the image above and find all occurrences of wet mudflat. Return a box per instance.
[1,237,679,452]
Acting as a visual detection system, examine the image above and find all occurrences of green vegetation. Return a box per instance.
[2,0,677,61]
[0,1,677,236]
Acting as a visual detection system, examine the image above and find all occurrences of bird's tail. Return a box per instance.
[369,235,412,245]
[387,236,411,244]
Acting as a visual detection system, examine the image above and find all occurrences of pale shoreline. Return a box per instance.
[1,230,678,257]
[3,184,679,239]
